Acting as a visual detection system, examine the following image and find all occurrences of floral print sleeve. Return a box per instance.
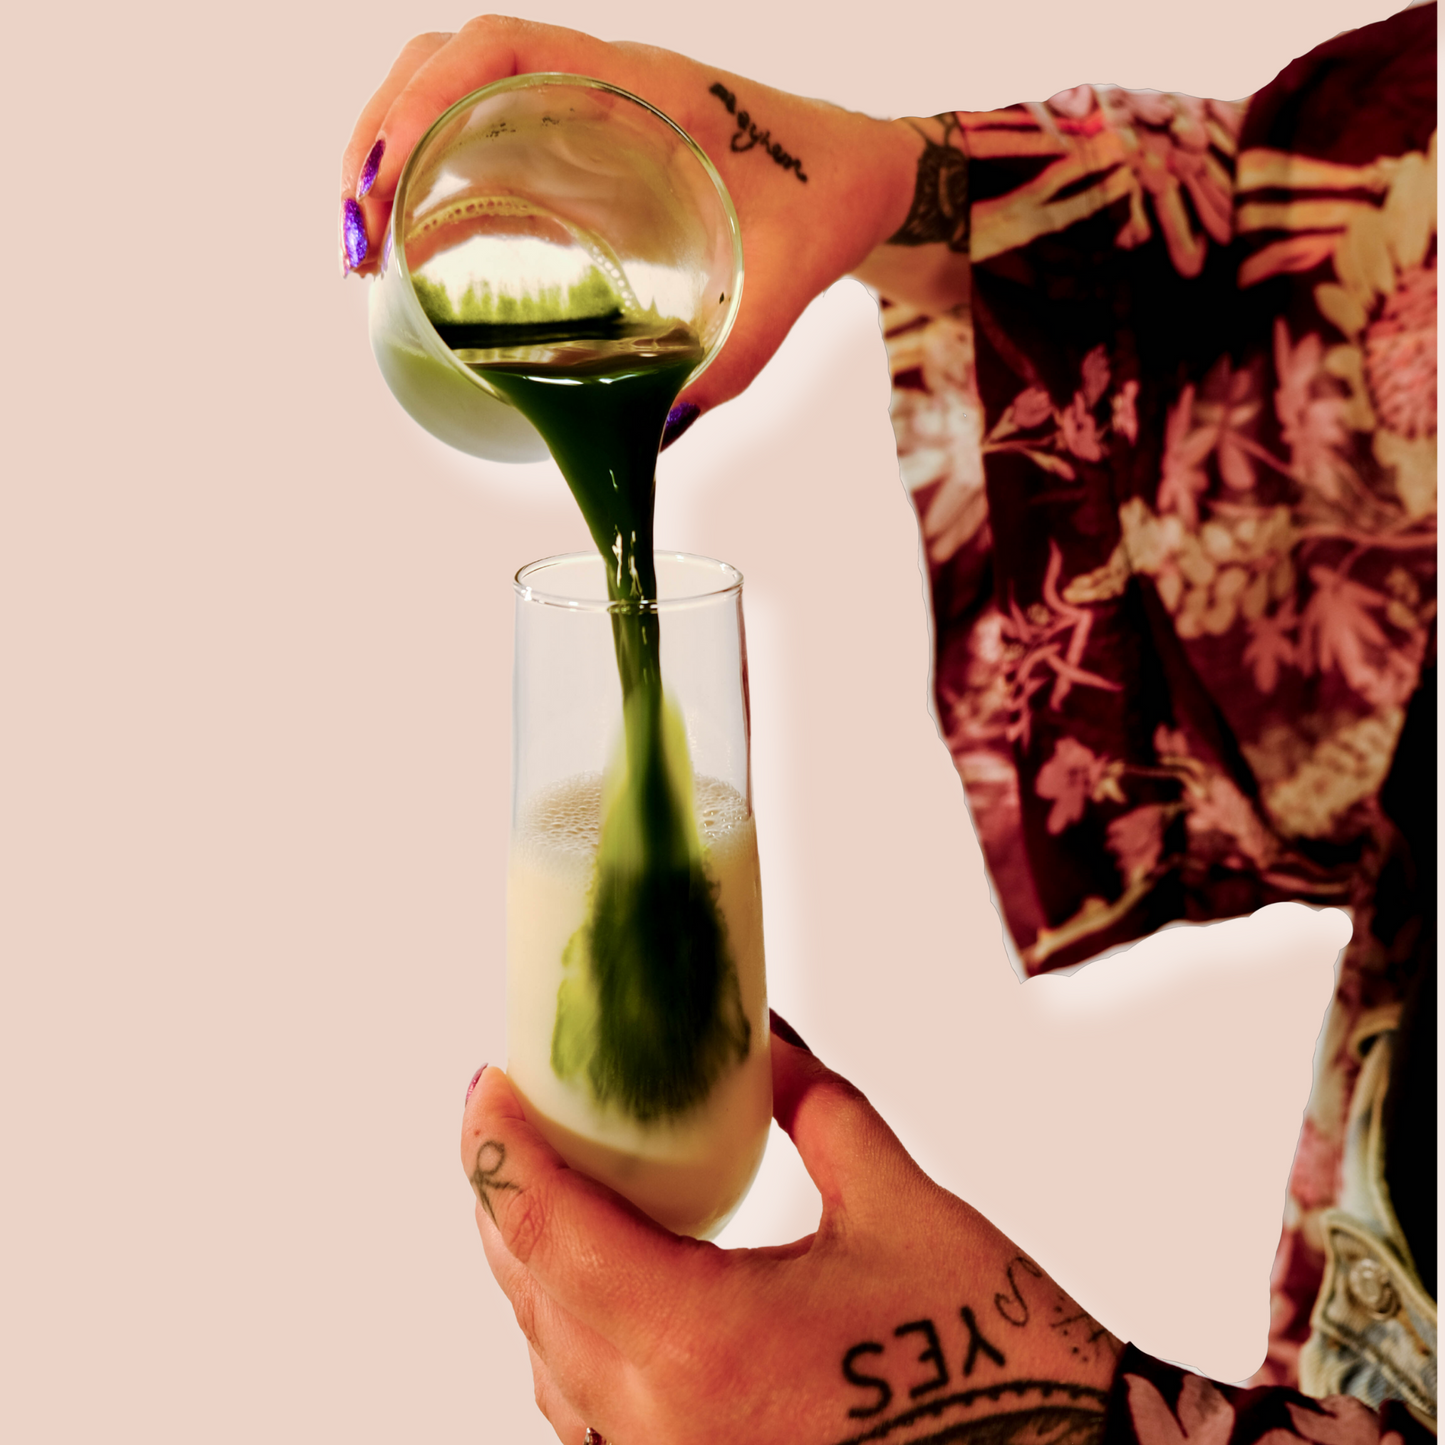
[1102,1345,1435,1445]
[884,0,1435,1424]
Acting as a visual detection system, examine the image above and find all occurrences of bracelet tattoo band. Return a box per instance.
[889,114,969,253]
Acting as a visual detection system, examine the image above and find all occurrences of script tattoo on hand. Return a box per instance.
[994,1255,1119,1368]
[708,82,808,181]
[1050,1305,1116,1361]
[995,1255,1044,1327]
[469,1140,520,1223]
[888,113,969,253]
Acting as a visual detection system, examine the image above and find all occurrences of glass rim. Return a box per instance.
[514,551,743,613]
[388,72,745,400]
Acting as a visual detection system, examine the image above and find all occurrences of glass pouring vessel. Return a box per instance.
[369,74,744,461]
[508,552,769,1239]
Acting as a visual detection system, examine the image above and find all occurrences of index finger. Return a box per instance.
[340,31,452,195]
[339,31,452,275]
[361,17,631,212]
[461,1065,718,1364]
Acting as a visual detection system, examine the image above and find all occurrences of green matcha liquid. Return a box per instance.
[440,322,750,1122]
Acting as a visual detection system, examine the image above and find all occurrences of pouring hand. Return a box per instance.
[460,1017,1122,1445]
[341,17,922,421]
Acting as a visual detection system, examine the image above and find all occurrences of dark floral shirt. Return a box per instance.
[883,3,1435,1437]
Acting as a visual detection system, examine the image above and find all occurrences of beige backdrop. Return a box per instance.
[3,0,1397,1439]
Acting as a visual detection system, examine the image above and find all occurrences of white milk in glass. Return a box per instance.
[507,773,770,1239]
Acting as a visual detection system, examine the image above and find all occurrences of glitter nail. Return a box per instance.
[342,197,368,270]
[661,401,700,451]
[357,138,385,199]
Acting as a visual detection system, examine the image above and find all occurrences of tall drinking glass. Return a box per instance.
[508,552,769,1239]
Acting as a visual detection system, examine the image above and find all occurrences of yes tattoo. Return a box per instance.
[708,83,809,181]
[841,1303,1007,1418]
[843,1343,893,1419]
[469,1140,520,1223]
[835,1260,1118,1443]
[896,1320,950,1399]
[960,1307,1006,1376]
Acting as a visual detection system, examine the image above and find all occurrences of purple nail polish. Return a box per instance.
[465,1065,487,1104]
[342,197,368,271]
[769,1009,811,1053]
[660,401,700,451]
[357,138,385,199]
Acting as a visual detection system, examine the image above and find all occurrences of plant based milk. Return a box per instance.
[507,774,769,1238]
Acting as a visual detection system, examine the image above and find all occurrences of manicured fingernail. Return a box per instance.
[769,1009,811,1053]
[357,138,385,199]
[660,401,700,451]
[465,1065,487,1104]
[342,197,368,271]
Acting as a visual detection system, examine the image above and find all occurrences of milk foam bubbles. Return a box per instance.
[507,774,770,1238]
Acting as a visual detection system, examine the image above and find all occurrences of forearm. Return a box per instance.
[620,55,921,303]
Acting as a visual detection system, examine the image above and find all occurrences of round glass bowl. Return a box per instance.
[369,75,744,461]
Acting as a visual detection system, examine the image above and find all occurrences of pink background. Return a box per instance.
[4,1,1399,1438]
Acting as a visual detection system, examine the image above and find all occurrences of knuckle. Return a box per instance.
[459,13,514,41]
[501,1181,549,1266]
[815,1069,873,1118]
[510,1278,542,1350]
[402,30,450,58]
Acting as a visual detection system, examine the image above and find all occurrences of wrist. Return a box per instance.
[851,114,972,313]
[674,74,930,293]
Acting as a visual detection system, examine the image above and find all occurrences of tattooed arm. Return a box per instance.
[852,114,973,315]
[463,1016,1122,1445]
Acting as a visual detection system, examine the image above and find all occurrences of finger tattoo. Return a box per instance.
[470,1140,521,1222]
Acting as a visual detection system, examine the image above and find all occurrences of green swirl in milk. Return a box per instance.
[419,265,750,1122]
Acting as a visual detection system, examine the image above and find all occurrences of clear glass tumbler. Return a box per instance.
[507,552,769,1238]
[369,74,743,462]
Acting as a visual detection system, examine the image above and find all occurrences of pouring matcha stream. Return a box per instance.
[420,274,751,1123]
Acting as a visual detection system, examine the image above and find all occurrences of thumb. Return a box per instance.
[768,1011,924,1225]
[660,252,822,449]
